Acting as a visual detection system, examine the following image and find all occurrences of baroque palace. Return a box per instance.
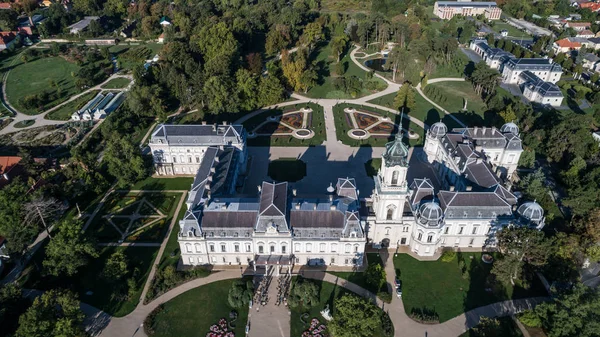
[148,120,544,271]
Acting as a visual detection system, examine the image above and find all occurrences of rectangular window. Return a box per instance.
[198,257,202,264]
[281,246,286,254]
[234,245,240,252]
[320,243,326,252]
[188,257,194,264]
[222,257,226,263]
[188,156,192,163]
[172,156,177,163]
[444,227,449,234]
[211,256,216,263]
[209,245,215,252]
[294,244,300,252]
[258,246,264,254]
[306,244,312,252]
[221,244,226,253]
[331,244,337,252]
[236,257,241,263]
[472,227,478,235]
[179,156,184,163]
[469,238,474,246]
[270,245,275,253]
[417,233,423,241]
[345,245,350,253]
[331,258,335,264]
[295,257,300,263]
[427,235,433,243]
[354,245,359,253]
[245,244,251,252]
[344,259,349,265]
[196,156,200,163]
[458,227,464,235]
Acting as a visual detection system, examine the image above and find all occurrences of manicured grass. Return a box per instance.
[364,158,382,177]
[147,279,249,337]
[14,119,35,128]
[23,245,159,317]
[490,21,532,39]
[128,177,194,191]
[459,316,524,337]
[329,253,385,294]
[6,57,80,115]
[268,158,307,182]
[45,90,100,121]
[394,253,548,322]
[290,276,391,337]
[305,44,387,99]
[428,52,470,79]
[424,81,487,123]
[242,103,326,147]
[159,201,188,269]
[101,77,131,89]
[332,103,425,147]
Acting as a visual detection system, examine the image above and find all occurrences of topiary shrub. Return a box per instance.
[440,250,456,262]
[378,291,392,304]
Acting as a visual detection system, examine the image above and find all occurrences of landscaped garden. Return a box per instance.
[241,103,325,146]
[304,44,387,99]
[394,252,548,323]
[144,279,249,337]
[85,191,182,243]
[5,56,80,115]
[332,103,424,147]
[45,90,101,121]
[128,176,194,191]
[268,158,307,182]
[329,253,390,301]
[423,81,487,118]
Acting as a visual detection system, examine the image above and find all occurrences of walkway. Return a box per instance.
[0,74,133,135]
[415,82,466,128]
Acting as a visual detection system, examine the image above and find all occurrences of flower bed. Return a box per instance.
[281,112,304,128]
[302,318,328,337]
[355,113,379,129]
[207,318,235,337]
[369,122,397,134]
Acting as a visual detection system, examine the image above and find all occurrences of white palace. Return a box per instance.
[149,120,544,271]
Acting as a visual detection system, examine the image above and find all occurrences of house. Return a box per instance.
[579,2,600,11]
[553,37,583,53]
[0,32,16,51]
[587,37,600,49]
[159,16,171,26]
[40,0,53,7]
[502,57,563,84]
[0,156,23,188]
[67,16,99,34]
[592,131,600,143]
[157,32,165,43]
[434,1,501,20]
[583,53,600,70]
[518,71,564,106]
[92,92,114,120]
[564,21,591,31]
[470,40,515,69]
[0,3,12,9]
[577,29,595,38]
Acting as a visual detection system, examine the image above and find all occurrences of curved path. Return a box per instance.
[93,251,547,337]
[415,82,467,128]
[0,74,133,136]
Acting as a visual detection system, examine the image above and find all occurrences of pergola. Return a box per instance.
[253,254,294,276]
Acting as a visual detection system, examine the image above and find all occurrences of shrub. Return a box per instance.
[409,307,439,323]
[143,304,164,335]
[519,310,542,328]
[440,250,456,262]
[380,311,394,336]
[378,291,392,304]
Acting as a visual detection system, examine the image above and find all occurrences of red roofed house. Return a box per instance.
[577,29,595,38]
[0,32,16,51]
[579,2,600,11]
[553,38,583,53]
[0,156,22,188]
[0,2,12,9]
[564,21,592,31]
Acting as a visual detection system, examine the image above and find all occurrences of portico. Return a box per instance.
[252,254,294,276]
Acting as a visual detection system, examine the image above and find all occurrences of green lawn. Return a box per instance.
[101,77,131,89]
[459,316,524,337]
[290,276,392,337]
[5,56,80,115]
[429,52,470,79]
[14,119,35,128]
[147,279,249,337]
[128,177,194,191]
[394,253,548,323]
[424,81,488,124]
[45,90,100,121]
[329,253,385,294]
[490,21,532,39]
[268,158,307,182]
[332,103,425,147]
[242,103,326,146]
[305,44,387,99]
[23,245,159,317]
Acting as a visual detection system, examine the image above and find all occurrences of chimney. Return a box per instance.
[330,204,337,210]
[202,121,207,125]
[491,126,497,133]
[473,126,478,134]
[222,121,227,125]
[476,158,483,164]
[212,124,217,131]
[450,185,455,191]
[313,204,317,210]
[210,167,216,173]
[214,156,220,163]
[329,194,333,202]
[475,145,483,152]
[292,189,297,196]
[482,126,487,133]
[295,203,301,210]
[221,204,227,210]
[466,186,473,191]
[257,185,262,193]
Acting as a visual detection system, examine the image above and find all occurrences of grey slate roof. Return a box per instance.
[437,1,498,7]
[151,124,244,146]
[259,182,288,216]
[438,190,513,219]
[505,58,563,72]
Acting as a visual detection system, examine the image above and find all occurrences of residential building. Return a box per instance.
[583,53,600,70]
[0,32,16,51]
[433,1,501,20]
[0,3,12,9]
[470,40,515,69]
[158,33,165,43]
[564,21,591,31]
[501,57,563,84]
[149,123,247,176]
[68,16,99,34]
[579,2,600,11]
[553,37,583,53]
[159,16,171,26]
[368,123,545,256]
[518,71,564,106]
[577,29,595,38]
[592,130,600,144]
[0,156,23,188]
[586,37,600,50]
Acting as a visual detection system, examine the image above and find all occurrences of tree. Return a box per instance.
[518,148,535,169]
[469,61,500,97]
[227,280,253,308]
[299,68,318,93]
[197,21,239,76]
[102,250,128,282]
[591,72,599,84]
[330,34,349,62]
[534,283,600,337]
[329,294,382,337]
[104,135,147,187]
[300,22,324,53]
[23,197,67,239]
[492,227,554,285]
[0,284,25,334]
[19,0,38,26]
[258,75,285,107]
[15,290,85,337]
[265,25,290,55]
[472,317,501,337]
[43,220,98,277]
[245,53,263,75]
[498,105,517,123]
[0,179,35,256]
[0,9,18,31]
[203,75,239,113]
[393,85,416,112]
[287,279,319,308]
[235,68,258,111]
[365,263,386,292]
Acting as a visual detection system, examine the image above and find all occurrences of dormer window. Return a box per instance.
[463,211,468,218]
[477,212,482,218]
[245,232,250,237]
[221,232,226,237]
[234,232,239,237]
[209,232,214,237]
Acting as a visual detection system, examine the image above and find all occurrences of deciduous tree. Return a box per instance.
[329,294,382,337]
[287,279,319,308]
[43,221,98,277]
[15,290,85,337]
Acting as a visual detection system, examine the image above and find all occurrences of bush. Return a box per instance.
[519,310,542,328]
[409,307,439,323]
[378,291,392,304]
[440,250,456,262]
[145,265,211,303]
[380,311,394,336]
[144,304,164,335]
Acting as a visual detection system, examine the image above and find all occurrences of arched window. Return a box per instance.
[331,243,338,252]
[392,170,399,185]
[294,243,301,252]
[387,208,394,220]
[354,244,359,253]
[185,243,192,253]
[306,243,312,252]
[345,244,351,253]
[194,243,202,253]
[385,227,391,235]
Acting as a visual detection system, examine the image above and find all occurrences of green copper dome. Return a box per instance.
[383,133,409,167]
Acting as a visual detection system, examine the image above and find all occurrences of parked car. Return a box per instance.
[394,276,401,288]
[396,286,402,298]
